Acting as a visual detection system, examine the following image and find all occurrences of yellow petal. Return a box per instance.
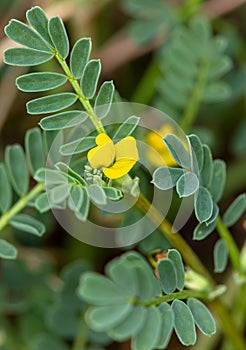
[146,148,177,167]
[103,159,137,179]
[95,133,112,146]
[88,138,115,168]
[115,136,139,161]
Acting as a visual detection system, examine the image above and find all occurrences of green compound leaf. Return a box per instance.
[49,183,72,204]
[94,81,115,119]
[26,6,53,46]
[4,48,53,66]
[200,145,213,188]
[70,38,92,78]
[87,184,107,205]
[176,171,199,198]
[25,127,45,176]
[75,188,90,222]
[81,59,101,99]
[214,239,228,273]
[40,111,87,131]
[79,272,128,306]
[156,303,174,349]
[48,17,69,58]
[103,187,123,201]
[172,300,196,346]
[157,258,177,294]
[108,306,146,341]
[86,303,132,332]
[9,214,45,236]
[223,193,246,227]
[187,298,216,336]
[152,166,184,190]
[4,19,51,52]
[132,307,162,350]
[195,186,213,223]
[16,72,67,92]
[5,144,29,196]
[113,115,140,140]
[210,160,226,203]
[193,220,217,240]
[168,249,185,290]
[0,163,12,212]
[0,239,17,259]
[188,134,204,173]
[60,136,96,156]
[34,193,51,213]
[27,93,78,115]
[163,134,191,169]
[68,186,84,211]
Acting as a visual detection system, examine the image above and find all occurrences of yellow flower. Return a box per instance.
[146,124,178,167]
[87,133,139,179]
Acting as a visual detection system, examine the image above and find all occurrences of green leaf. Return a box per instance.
[55,162,86,185]
[168,249,185,290]
[113,116,140,140]
[132,307,162,350]
[223,194,246,227]
[156,303,174,349]
[157,258,177,294]
[68,186,84,211]
[108,306,146,341]
[39,111,87,131]
[49,183,71,204]
[210,160,226,203]
[75,188,90,221]
[200,145,213,188]
[87,184,107,205]
[16,72,67,92]
[5,144,29,196]
[188,134,204,173]
[31,334,69,350]
[103,187,123,201]
[81,59,101,99]
[164,134,191,169]
[27,93,77,114]
[4,48,53,66]
[86,304,132,332]
[94,81,115,119]
[187,298,216,335]
[60,136,96,156]
[48,17,69,58]
[172,300,196,346]
[70,38,92,78]
[25,128,45,176]
[208,56,232,79]
[34,193,51,213]
[0,163,12,212]
[26,6,53,46]
[0,239,17,259]
[206,203,219,226]
[152,166,184,190]
[10,214,45,236]
[176,172,199,198]
[4,19,51,52]
[202,82,231,102]
[193,220,217,240]
[195,186,213,223]
[34,168,67,184]
[214,239,228,273]
[79,272,128,305]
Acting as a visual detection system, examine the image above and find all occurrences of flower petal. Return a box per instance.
[115,136,139,161]
[103,159,137,179]
[88,135,115,168]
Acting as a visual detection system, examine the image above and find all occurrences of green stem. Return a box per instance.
[135,192,246,350]
[216,216,241,273]
[180,56,209,132]
[0,182,44,232]
[54,52,106,134]
[72,311,88,350]
[131,289,209,307]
